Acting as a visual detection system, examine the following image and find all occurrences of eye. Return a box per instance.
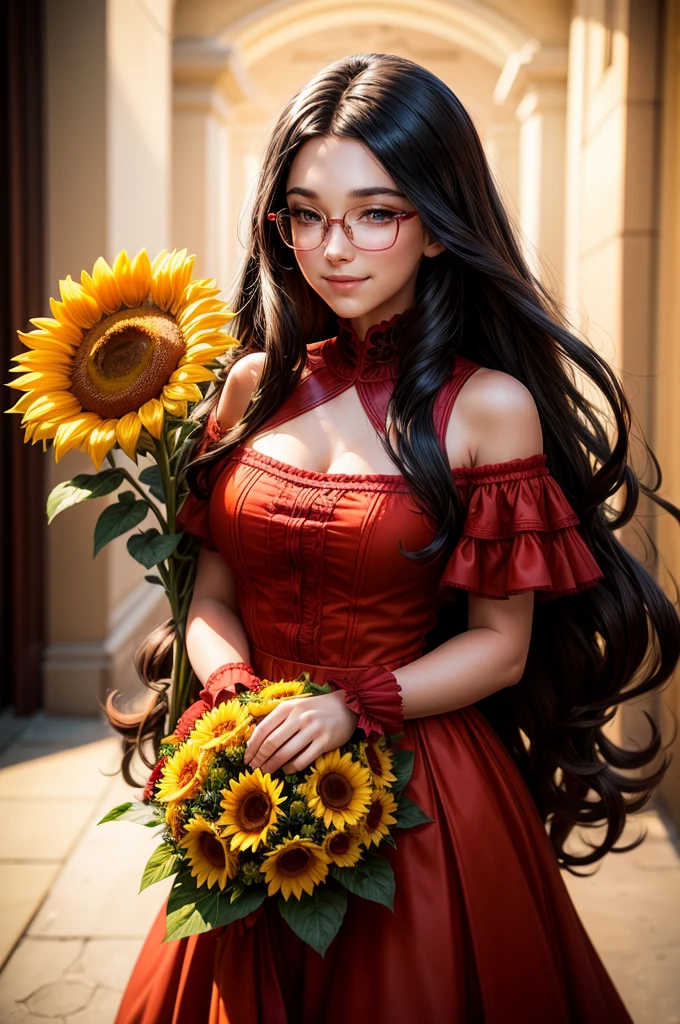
[289,207,321,223]
[357,207,400,223]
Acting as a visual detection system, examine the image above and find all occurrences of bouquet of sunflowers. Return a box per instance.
[98,671,432,955]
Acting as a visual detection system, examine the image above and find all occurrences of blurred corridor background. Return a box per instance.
[1,1,679,1021]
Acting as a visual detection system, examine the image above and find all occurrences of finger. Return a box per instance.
[246,712,307,767]
[245,702,297,761]
[280,739,325,775]
[258,730,317,776]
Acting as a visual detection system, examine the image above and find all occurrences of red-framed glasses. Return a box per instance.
[266,204,419,251]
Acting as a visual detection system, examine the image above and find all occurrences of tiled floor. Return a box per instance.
[0,709,678,1023]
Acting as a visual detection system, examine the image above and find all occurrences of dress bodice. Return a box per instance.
[176,310,603,677]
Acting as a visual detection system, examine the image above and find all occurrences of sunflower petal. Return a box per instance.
[81,257,122,314]
[28,317,82,345]
[59,275,102,329]
[5,391,37,415]
[137,398,165,439]
[53,413,103,462]
[7,371,73,393]
[169,364,216,385]
[21,393,82,424]
[115,411,142,461]
[161,397,188,418]
[84,418,118,471]
[130,249,152,305]
[161,382,203,403]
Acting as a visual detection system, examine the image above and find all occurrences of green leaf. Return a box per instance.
[163,871,267,942]
[139,464,166,504]
[46,470,123,524]
[93,497,148,556]
[97,801,163,827]
[128,529,182,569]
[277,882,347,957]
[139,843,180,892]
[389,747,415,802]
[328,850,395,911]
[144,574,165,586]
[392,795,435,830]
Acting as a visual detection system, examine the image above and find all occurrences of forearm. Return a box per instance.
[393,626,526,721]
[185,597,252,685]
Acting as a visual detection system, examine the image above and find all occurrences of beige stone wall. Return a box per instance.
[655,0,680,828]
[42,0,172,714]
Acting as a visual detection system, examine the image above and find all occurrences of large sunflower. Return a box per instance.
[297,749,373,830]
[259,835,331,901]
[218,767,288,852]
[179,815,240,890]
[155,741,212,804]
[5,248,237,469]
[188,700,252,753]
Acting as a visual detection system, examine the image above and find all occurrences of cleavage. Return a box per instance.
[240,385,398,476]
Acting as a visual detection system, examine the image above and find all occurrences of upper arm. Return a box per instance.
[446,368,541,681]
[190,353,266,614]
[446,368,543,469]
[215,351,266,432]
[191,545,241,618]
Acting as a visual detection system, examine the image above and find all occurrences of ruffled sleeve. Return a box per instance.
[438,454,604,601]
[175,410,225,552]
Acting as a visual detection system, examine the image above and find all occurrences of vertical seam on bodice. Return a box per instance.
[340,489,386,666]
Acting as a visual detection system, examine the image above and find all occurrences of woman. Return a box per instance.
[113,53,679,1023]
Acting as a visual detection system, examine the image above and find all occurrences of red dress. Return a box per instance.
[115,311,634,1024]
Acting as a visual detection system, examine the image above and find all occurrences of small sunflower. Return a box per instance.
[297,749,373,830]
[248,680,308,718]
[354,789,399,849]
[259,835,331,901]
[218,767,287,852]
[165,804,187,842]
[321,829,365,869]
[5,248,238,469]
[360,737,398,792]
[155,741,211,804]
[179,815,240,890]
[188,699,252,752]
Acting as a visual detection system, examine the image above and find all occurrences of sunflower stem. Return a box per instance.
[106,457,168,531]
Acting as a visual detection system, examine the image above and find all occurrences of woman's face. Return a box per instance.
[283,136,444,341]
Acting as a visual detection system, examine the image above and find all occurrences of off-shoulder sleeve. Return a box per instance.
[175,411,224,552]
[438,454,604,601]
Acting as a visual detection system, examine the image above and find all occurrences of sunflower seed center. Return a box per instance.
[239,791,272,832]
[317,771,352,809]
[70,305,185,419]
[278,847,311,875]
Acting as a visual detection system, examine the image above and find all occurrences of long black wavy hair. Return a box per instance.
[110,53,679,873]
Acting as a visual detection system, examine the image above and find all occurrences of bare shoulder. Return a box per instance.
[446,366,543,468]
[215,351,266,432]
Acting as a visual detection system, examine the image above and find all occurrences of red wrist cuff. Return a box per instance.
[327,666,404,741]
[199,661,261,707]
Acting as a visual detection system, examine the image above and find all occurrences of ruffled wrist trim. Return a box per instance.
[199,661,262,707]
[327,666,404,741]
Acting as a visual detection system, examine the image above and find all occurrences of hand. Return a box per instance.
[243,690,360,776]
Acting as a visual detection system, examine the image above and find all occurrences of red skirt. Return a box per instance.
[114,699,633,1023]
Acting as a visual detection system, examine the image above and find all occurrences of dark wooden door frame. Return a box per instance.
[0,0,46,713]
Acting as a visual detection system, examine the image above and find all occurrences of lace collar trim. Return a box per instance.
[322,307,413,382]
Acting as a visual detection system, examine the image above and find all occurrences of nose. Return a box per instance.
[322,219,355,263]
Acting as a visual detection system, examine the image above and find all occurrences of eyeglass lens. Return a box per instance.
[277,205,402,251]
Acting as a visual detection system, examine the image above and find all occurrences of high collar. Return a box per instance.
[322,307,413,382]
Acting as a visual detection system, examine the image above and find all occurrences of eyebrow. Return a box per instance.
[285,186,408,199]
